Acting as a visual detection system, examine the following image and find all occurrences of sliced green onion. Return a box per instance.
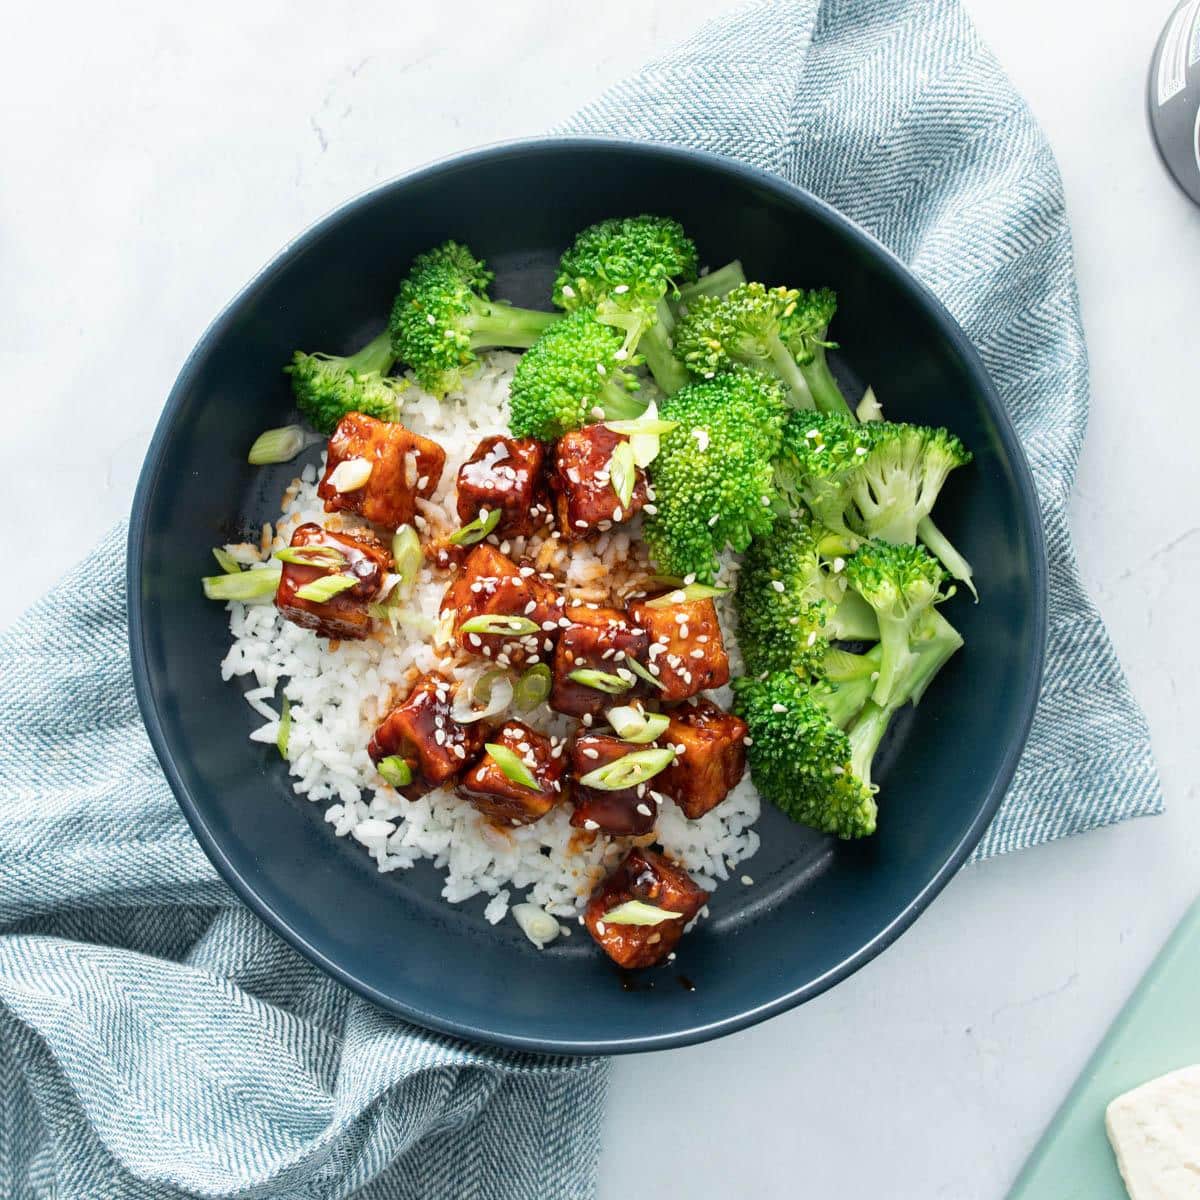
[293,574,358,603]
[622,653,666,693]
[449,507,502,546]
[367,605,438,636]
[248,425,306,465]
[459,614,540,636]
[484,743,541,792]
[601,899,683,927]
[325,457,373,492]
[606,705,671,744]
[514,663,552,710]
[276,696,292,759]
[274,545,346,569]
[629,431,662,469]
[609,441,637,509]
[603,417,678,436]
[567,668,633,695]
[579,746,675,790]
[391,526,422,589]
[211,547,242,575]
[642,583,729,608]
[202,566,282,601]
[378,755,413,788]
[452,670,514,724]
[511,903,560,948]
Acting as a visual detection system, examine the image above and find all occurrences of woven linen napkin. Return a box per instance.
[0,1,1162,1197]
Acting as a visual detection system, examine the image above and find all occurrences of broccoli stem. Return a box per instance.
[767,337,817,409]
[823,643,882,683]
[847,700,892,791]
[676,260,747,306]
[344,329,396,376]
[797,344,854,418]
[917,515,977,600]
[906,610,963,705]
[816,673,875,729]
[831,589,879,642]
[466,302,560,350]
[872,611,918,708]
[639,321,689,396]
[598,380,649,421]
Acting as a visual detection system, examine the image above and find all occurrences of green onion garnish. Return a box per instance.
[484,743,541,792]
[248,425,306,465]
[642,583,729,608]
[391,526,422,589]
[367,605,438,636]
[293,574,358,603]
[514,663,552,710]
[459,614,540,636]
[277,696,292,759]
[211,547,243,575]
[274,545,346,569]
[449,507,502,546]
[567,668,633,695]
[622,653,665,693]
[378,756,413,789]
[606,706,670,745]
[578,746,675,790]
[609,441,636,509]
[601,900,683,926]
[201,566,282,601]
[602,418,679,436]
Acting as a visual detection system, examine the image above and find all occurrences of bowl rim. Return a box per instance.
[127,135,1048,1055]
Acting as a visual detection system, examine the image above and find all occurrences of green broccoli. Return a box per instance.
[675,259,747,306]
[775,412,976,596]
[674,283,853,417]
[735,517,878,676]
[644,369,787,582]
[731,669,879,838]
[507,307,647,440]
[843,540,950,707]
[284,330,407,434]
[553,215,697,395]
[389,241,560,398]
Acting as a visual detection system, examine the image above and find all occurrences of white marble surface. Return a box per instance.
[3,1,1199,1195]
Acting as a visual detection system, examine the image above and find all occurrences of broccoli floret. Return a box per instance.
[553,215,697,395]
[506,307,646,440]
[735,517,879,676]
[731,670,878,838]
[284,330,406,434]
[674,283,853,416]
[843,541,950,707]
[389,241,560,398]
[644,370,787,582]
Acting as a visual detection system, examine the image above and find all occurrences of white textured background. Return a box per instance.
[3,2,1199,1195]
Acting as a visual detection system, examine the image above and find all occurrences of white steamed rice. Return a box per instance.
[218,353,760,936]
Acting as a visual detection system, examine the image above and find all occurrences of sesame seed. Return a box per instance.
[574,520,588,529]
[636,803,652,816]
[585,819,599,831]
[772,702,787,713]
[832,557,846,572]
[582,713,593,727]
[771,580,785,593]
[743,736,753,746]
[582,747,600,759]
[643,504,658,515]
[741,875,754,886]
[690,648,704,659]
[707,513,719,526]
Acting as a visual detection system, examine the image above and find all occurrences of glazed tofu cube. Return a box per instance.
[456,435,551,539]
[549,606,649,718]
[626,595,730,701]
[440,545,562,668]
[658,698,748,819]
[318,412,446,530]
[550,424,647,540]
[570,734,661,837]
[584,848,708,969]
[274,522,390,641]
[367,673,486,795]
[458,721,568,826]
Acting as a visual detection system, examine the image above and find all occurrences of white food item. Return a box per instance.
[1105,1064,1200,1199]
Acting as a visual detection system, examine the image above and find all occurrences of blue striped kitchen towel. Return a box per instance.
[0,2,1162,1198]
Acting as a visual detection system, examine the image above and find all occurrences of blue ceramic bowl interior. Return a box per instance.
[129,139,1046,1054]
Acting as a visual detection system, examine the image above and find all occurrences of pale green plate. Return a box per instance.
[1008,895,1200,1198]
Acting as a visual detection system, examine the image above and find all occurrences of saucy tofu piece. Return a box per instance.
[658,698,748,819]
[458,721,567,826]
[585,848,708,969]
[367,673,486,795]
[440,544,562,668]
[550,424,647,540]
[549,606,649,718]
[456,435,551,538]
[318,412,446,531]
[626,595,730,702]
[570,734,661,837]
[274,522,390,641]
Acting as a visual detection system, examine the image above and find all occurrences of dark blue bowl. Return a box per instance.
[129,138,1046,1054]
